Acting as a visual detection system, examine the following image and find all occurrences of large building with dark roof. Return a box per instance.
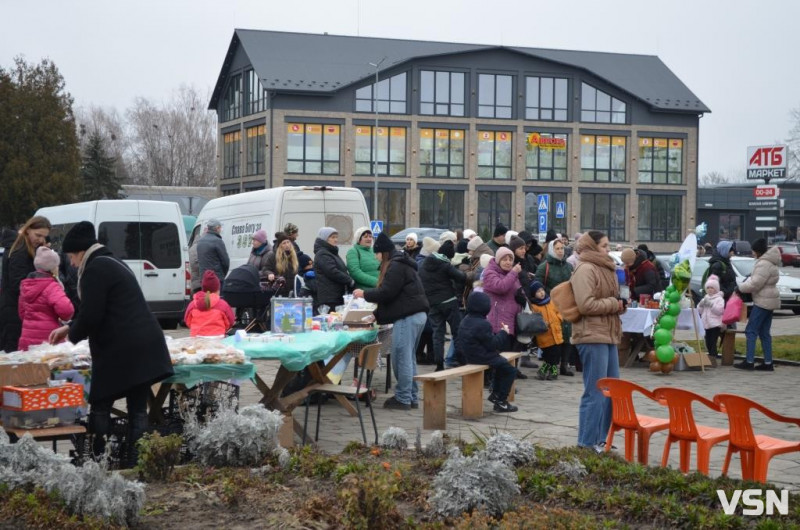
[208,29,709,249]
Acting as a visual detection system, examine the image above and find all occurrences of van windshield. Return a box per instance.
[99,222,181,268]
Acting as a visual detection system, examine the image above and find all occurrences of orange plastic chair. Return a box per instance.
[714,393,800,483]
[653,387,730,474]
[597,378,669,464]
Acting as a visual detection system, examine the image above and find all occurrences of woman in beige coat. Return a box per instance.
[735,238,780,371]
[571,230,625,452]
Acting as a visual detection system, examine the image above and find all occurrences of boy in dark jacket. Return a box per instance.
[456,291,518,413]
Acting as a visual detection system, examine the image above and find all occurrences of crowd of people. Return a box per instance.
[0,212,783,455]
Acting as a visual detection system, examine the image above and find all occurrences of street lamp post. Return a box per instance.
[368,58,386,223]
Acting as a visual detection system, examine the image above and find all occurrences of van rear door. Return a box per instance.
[96,201,143,288]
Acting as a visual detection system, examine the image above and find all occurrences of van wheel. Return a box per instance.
[160,319,180,330]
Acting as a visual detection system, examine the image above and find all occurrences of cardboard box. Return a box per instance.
[0,363,50,388]
[676,352,712,370]
[2,382,84,411]
[342,309,375,325]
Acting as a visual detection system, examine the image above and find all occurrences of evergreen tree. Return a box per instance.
[80,131,121,200]
[0,57,81,227]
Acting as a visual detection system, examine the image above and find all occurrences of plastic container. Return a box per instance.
[1,406,81,429]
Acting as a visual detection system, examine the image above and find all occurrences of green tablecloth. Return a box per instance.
[223,328,378,372]
[161,362,256,388]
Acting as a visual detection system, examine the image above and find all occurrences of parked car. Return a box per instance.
[776,243,800,267]
[689,256,800,313]
[389,227,448,248]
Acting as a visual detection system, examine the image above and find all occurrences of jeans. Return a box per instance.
[391,311,427,405]
[577,343,620,447]
[429,300,462,366]
[745,305,773,363]
[488,357,516,401]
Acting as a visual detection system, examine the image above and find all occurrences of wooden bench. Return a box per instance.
[501,351,522,403]
[721,328,747,366]
[414,352,523,430]
[4,424,87,453]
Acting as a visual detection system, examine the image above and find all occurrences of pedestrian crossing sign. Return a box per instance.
[370,220,383,235]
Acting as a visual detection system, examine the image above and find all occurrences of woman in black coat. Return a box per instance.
[49,221,173,466]
[0,216,51,352]
[312,227,355,312]
[354,232,429,410]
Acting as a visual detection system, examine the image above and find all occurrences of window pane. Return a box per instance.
[496,75,512,106]
[420,102,434,114]
[356,99,372,112]
[451,104,465,116]
[420,71,434,101]
[554,78,568,108]
[376,78,390,100]
[581,83,595,110]
[541,77,553,107]
[478,105,494,118]
[479,74,494,105]
[391,73,406,101]
[451,73,465,104]
[596,91,610,111]
[527,77,539,109]
[554,109,567,121]
[436,71,449,103]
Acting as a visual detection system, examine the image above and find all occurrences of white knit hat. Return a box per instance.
[405,232,418,243]
[422,236,440,254]
[467,236,484,252]
[463,229,477,240]
[439,231,457,243]
[505,230,518,243]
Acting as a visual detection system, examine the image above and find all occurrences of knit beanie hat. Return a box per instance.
[284,222,299,235]
[463,229,477,240]
[252,229,268,244]
[716,240,734,257]
[317,227,338,241]
[439,240,455,259]
[422,237,440,254]
[467,236,484,252]
[439,231,457,243]
[61,221,97,253]
[479,253,493,269]
[621,248,637,266]
[456,239,468,254]
[206,218,222,230]
[34,246,60,272]
[705,274,720,292]
[274,231,292,248]
[508,236,526,252]
[529,280,545,295]
[373,232,395,254]
[405,232,418,244]
[495,247,514,264]
[202,270,220,293]
[354,226,372,245]
[298,253,313,270]
[518,230,533,244]
[493,223,508,238]
[751,238,768,255]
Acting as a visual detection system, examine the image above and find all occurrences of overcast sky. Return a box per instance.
[2,0,798,179]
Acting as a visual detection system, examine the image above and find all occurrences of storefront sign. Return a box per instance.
[526,133,566,150]
[748,200,778,208]
[747,145,787,180]
[753,185,779,198]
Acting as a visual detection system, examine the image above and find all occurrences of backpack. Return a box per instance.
[701,261,726,295]
[551,280,581,323]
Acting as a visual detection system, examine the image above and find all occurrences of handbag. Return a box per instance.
[721,292,745,325]
[551,280,581,323]
[516,303,547,335]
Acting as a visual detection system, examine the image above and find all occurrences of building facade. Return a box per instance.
[208,30,709,250]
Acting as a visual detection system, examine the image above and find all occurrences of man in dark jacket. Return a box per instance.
[637,244,668,290]
[419,239,466,370]
[456,291,518,413]
[486,224,508,254]
[709,240,738,301]
[49,221,173,467]
[197,218,230,288]
[621,248,660,298]
[313,227,355,312]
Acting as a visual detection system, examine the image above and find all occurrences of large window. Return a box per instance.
[419,129,465,178]
[478,74,513,118]
[98,222,181,268]
[524,192,568,235]
[360,187,406,237]
[477,190,512,240]
[581,82,626,124]
[580,194,626,242]
[525,133,568,180]
[245,125,265,176]
[525,77,568,121]
[638,195,681,242]
[355,72,407,114]
[638,138,683,184]
[580,135,626,182]
[477,131,512,179]
[420,189,464,229]
[223,130,241,179]
[420,71,465,117]
[223,74,242,122]
[245,69,266,115]
[286,123,340,175]
[354,126,406,176]
[719,214,744,241]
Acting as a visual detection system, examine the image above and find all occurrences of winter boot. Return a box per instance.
[560,362,574,376]
[88,410,110,460]
[520,353,539,369]
[536,363,551,381]
[125,412,150,469]
[549,364,560,380]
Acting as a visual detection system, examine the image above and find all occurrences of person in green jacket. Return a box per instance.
[534,238,575,376]
[346,227,380,290]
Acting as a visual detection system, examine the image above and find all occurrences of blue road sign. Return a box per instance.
[537,194,550,214]
[370,220,384,235]
[538,214,548,233]
[555,201,566,219]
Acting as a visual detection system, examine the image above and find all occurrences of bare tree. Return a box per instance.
[74,105,130,183]
[699,171,729,187]
[127,85,217,186]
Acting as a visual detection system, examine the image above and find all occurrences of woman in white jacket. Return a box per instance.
[735,238,780,371]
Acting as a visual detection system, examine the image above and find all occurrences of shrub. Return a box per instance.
[185,404,284,467]
[484,432,535,468]
[379,427,409,450]
[338,467,402,529]
[136,432,183,481]
[429,447,519,518]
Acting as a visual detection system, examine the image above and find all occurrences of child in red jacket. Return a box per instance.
[18,247,74,350]
[184,270,235,337]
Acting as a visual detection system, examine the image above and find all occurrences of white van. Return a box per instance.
[35,200,190,328]
[191,186,371,270]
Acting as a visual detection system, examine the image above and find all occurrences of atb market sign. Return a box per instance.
[747,144,787,180]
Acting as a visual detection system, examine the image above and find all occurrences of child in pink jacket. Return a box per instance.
[18,247,74,350]
[697,274,725,358]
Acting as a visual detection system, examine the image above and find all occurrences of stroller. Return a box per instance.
[221,264,274,332]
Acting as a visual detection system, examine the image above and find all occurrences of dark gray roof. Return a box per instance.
[209,30,709,114]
